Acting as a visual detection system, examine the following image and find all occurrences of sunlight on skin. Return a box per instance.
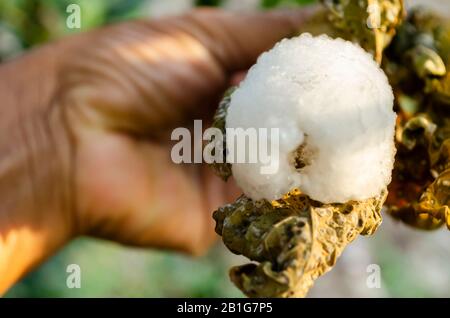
[0,8,315,294]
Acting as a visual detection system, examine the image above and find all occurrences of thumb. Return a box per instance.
[175,8,316,73]
[56,7,316,133]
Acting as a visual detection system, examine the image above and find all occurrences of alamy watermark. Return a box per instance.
[171,120,280,175]
[66,264,81,289]
[66,4,81,29]
[366,264,381,289]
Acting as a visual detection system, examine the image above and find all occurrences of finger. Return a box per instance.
[173,8,316,73]
[77,133,214,254]
[59,8,315,134]
[142,8,316,119]
[230,71,247,86]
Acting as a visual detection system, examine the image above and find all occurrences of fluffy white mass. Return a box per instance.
[226,33,396,203]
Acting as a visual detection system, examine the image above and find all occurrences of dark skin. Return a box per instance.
[0,8,313,293]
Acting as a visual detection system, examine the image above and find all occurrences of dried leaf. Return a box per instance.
[213,189,385,297]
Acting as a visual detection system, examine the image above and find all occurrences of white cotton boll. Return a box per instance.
[226,33,396,203]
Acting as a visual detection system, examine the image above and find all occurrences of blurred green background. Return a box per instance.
[1,0,450,298]
[0,0,315,61]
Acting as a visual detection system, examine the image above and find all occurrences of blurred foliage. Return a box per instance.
[262,0,315,8]
[0,0,316,61]
[6,238,243,298]
[196,0,223,6]
[0,0,147,53]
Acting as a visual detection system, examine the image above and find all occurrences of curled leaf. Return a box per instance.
[417,169,450,230]
[399,114,436,150]
[213,189,385,297]
[321,0,405,63]
[409,45,446,78]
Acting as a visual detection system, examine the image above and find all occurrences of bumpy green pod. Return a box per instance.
[213,190,385,298]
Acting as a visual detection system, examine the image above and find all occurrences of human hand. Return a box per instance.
[0,8,312,293]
